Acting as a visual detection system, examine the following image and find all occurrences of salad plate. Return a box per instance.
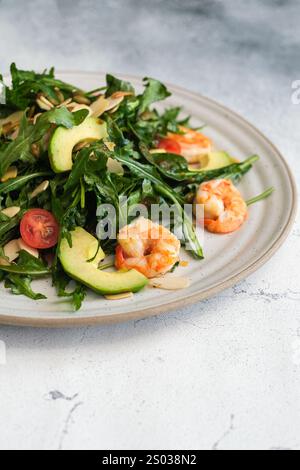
[0,71,297,327]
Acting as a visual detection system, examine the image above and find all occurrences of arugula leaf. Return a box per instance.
[0,251,49,276]
[114,151,203,258]
[106,74,135,96]
[139,78,171,114]
[0,212,24,244]
[52,263,86,311]
[7,63,80,109]
[187,155,260,185]
[0,107,88,177]
[0,212,10,223]
[64,144,108,192]
[142,144,259,185]
[34,106,89,129]
[246,187,274,206]
[0,172,51,195]
[72,285,87,311]
[140,143,189,181]
[5,274,46,300]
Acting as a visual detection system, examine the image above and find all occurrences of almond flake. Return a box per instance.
[73,94,91,105]
[111,91,134,99]
[36,95,54,110]
[54,87,65,103]
[1,166,18,183]
[32,113,42,125]
[150,276,190,290]
[179,260,189,267]
[90,95,110,117]
[18,239,39,258]
[3,239,20,262]
[29,180,49,199]
[106,95,124,112]
[105,292,133,300]
[149,148,167,154]
[74,141,90,152]
[104,141,116,151]
[0,111,23,128]
[1,206,21,218]
[107,158,124,175]
[69,103,92,116]
[31,143,40,158]
[57,98,73,108]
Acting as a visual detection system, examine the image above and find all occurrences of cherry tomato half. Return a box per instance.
[157,138,181,154]
[20,209,59,250]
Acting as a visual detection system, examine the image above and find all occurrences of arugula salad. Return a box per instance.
[0,64,271,310]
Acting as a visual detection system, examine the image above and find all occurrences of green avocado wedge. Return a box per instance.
[59,227,148,295]
[49,116,108,173]
[195,151,236,171]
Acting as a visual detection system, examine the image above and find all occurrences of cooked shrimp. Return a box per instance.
[159,126,212,163]
[195,179,248,234]
[115,217,181,278]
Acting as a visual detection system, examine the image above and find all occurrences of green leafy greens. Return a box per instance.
[0,63,264,309]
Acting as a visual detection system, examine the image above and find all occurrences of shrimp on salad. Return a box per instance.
[195,179,248,234]
[115,217,181,278]
[158,125,212,163]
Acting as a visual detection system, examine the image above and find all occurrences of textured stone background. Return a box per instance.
[0,0,299,450]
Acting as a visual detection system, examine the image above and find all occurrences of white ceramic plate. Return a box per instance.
[0,72,297,327]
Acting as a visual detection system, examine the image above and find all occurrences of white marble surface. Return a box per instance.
[0,0,299,450]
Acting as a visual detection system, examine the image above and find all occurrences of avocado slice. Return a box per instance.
[193,151,236,171]
[49,117,108,173]
[59,227,148,295]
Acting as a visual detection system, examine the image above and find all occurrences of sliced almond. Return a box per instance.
[31,143,40,158]
[57,97,73,108]
[104,141,116,151]
[1,206,21,218]
[106,95,124,112]
[150,276,191,290]
[39,94,54,108]
[105,292,133,300]
[107,158,124,175]
[18,239,39,258]
[54,87,65,103]
[74,141,90,152]
[0,111,23,128]
[179,260,189,267]
[29,180,49,199]
[73,94,91,105]
[90,95,110,117]
[111,91,134,99]
[3,239,20,262]
[10,128,19,140]
[46,95,59,106]
[32,113,42,125]
[1,122,18,136]
[0,257,10,266]
[28,106,36,118]
[149,148,167,154]
[36,97,52,111]
[1,166,18,183]
[69,103,92,116]
[108,105,121,114]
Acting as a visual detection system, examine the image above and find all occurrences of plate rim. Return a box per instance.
[0,71,297,328]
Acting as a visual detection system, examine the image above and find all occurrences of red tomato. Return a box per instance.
[157,138,181,154]
[20,209,59,249]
